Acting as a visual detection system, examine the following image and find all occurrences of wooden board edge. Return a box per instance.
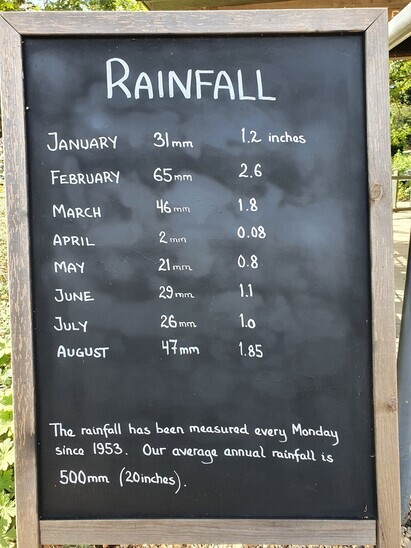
[0,17,40,548]
[2,9,385,35]
[40,518,377,545]
[0,12,19,32]
[365,9,402,548]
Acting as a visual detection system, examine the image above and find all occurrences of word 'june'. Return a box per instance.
[106,59,277,101]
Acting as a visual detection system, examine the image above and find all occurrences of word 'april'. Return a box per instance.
[106,58,277,101]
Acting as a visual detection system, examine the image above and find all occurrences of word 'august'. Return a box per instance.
[106,59,277,101]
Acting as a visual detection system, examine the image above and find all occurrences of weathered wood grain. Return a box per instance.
[0,14,40,548]
[2,9,383,35]
[144,0,275,8]
[366,9,402,548]
[215,0,405,16]
[40,518,377,545]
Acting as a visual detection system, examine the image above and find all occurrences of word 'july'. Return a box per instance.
[106,59,276,101]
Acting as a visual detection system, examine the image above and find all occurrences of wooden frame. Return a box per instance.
[0,9,399,548]
[145,0,408,16]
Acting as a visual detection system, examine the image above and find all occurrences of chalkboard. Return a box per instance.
[25,33,375,520]
[0,10,400,548]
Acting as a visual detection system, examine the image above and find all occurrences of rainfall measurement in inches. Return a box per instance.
[155,128,268,362]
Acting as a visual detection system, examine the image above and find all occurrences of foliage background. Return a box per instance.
[0,0,146,11]
[391,59,411,202]
[391,60,411,155]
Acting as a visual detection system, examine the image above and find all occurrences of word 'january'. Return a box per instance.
[106,59,277,101]
[46,132,118,152]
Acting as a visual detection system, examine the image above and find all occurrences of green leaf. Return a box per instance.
[0,355,11,368]
[0,393,12,410]
[0,424,12,437]
[0,373,11,390]
[0,408,13,434]
[0,517,9,532]
[0,470,13,493]
[0,346,11,358]
[3,526,16,544]
[0,532,15,548]
[0,492,14,524]
[0,439,14,471]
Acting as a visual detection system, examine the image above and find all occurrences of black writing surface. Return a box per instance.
[24,35,375,519]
